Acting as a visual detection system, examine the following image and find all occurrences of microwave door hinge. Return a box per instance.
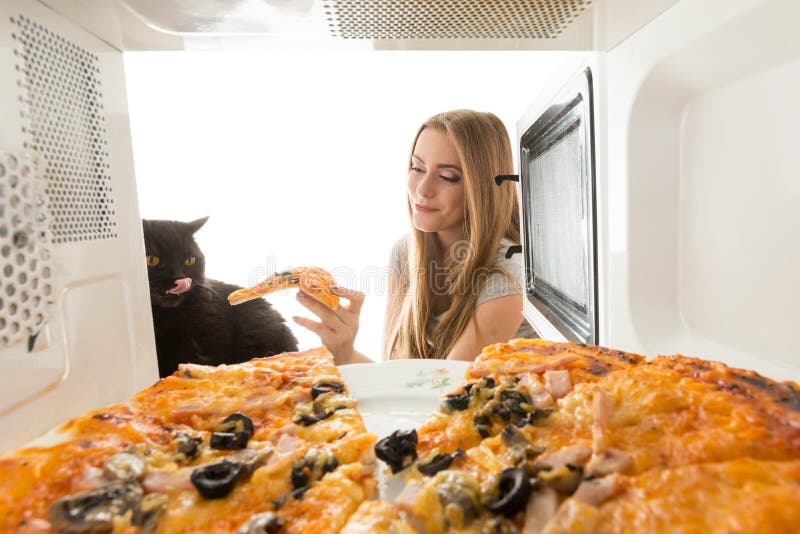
[495,174,519,185]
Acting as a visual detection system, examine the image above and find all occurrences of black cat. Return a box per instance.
[142,217,298,377]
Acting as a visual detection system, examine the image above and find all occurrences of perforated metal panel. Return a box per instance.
[324,0,593,39]
[11,14,117,244]
[0,150,54,349]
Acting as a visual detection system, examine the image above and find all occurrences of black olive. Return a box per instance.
[311,381,345,399]
[485,468,532,517]
[525,408,553,426]
[191,460,243,499]
[238,511,285,534]
[441,393,470,413]
[290,449,339,489]
[492,390,531,426]
[482,376,496,389]
[210,431,250,450]
[481,517,520,534]
[374,429,418,474]
[175,432,202,459]
[272,486,309,509]
[49,480,143,533]
[499,390,530,405]
[216,413,255,437]
[474,414,491,438]
[292,397,346,426]
[416,449,464,476]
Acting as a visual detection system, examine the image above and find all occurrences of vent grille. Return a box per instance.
[324,0,592,39]
[11,14,117,244]
[0,150,54,348]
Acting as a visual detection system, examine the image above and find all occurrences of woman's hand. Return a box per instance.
[292,285,365,365]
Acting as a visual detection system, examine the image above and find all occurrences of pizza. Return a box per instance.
[0,347,376,533]
[228,267,339,310]
[358,338,800,533]
[2,339,799,533]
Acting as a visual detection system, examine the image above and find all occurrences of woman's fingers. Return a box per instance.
[330,285,365,315]
[296,291,346,328]
[291,315,328,335]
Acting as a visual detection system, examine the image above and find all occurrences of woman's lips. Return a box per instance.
[413,203,438,213]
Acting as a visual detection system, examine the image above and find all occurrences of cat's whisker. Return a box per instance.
[193,281,219,295]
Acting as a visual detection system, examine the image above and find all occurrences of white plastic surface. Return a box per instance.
[605,0,800,380]
[0,0,158,452]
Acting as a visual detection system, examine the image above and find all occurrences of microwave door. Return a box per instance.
[520,68,597,344]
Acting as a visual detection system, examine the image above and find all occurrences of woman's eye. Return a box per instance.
[410,166,424,174]
[440,175,460,183]
[184,257,197,266]
[146,255,160,267]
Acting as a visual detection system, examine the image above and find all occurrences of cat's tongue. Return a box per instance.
[167,278,192,295]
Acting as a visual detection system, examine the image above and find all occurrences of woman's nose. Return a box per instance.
[416,171,436,198]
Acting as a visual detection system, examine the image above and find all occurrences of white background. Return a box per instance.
[125,51,567,360]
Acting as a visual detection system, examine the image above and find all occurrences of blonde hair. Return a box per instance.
[384,110,520,359]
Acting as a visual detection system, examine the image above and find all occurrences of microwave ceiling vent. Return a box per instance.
[11,15,117,244]
[324,0,593,39]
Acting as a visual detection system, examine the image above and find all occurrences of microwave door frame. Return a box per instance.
[520,68,598,344]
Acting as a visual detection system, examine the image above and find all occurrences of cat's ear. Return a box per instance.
[186,216,209,234]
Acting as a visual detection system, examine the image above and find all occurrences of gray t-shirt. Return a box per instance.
[389,237,538,340]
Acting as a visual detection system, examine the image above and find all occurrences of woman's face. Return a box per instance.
[407,127,466,236]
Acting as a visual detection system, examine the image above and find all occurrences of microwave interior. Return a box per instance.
[0,0,798,453]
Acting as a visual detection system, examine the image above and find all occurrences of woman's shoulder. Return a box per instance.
[475,238,524,306]
[389,235,408,273]
[491,238,523,273]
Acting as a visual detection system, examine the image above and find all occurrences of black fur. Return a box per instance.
[142,217,298,377]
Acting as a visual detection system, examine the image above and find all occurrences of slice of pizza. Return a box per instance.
[369,339,800,534]
[0,347,377,533]
[227,267,339,309]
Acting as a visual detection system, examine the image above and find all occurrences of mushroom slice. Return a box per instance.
[436,471,483,529]
[238,511,285,534]
[103,451,146,482]
[133,493,168,534]
[48,480,143,533]
[537,464,583,495]
[290,448,339,489]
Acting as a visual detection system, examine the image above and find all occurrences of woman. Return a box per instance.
[293,109,535,364]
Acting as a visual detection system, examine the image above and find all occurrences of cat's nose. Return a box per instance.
[167,277,192,295]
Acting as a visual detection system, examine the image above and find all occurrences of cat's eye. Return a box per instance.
[146,255,160,267]
[184,257,197,266]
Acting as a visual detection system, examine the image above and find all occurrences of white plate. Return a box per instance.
[338,359,470,498]
[339,359,470,439]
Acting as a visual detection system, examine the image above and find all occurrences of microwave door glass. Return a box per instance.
[521,68,597,344]
[530,126,588,310]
